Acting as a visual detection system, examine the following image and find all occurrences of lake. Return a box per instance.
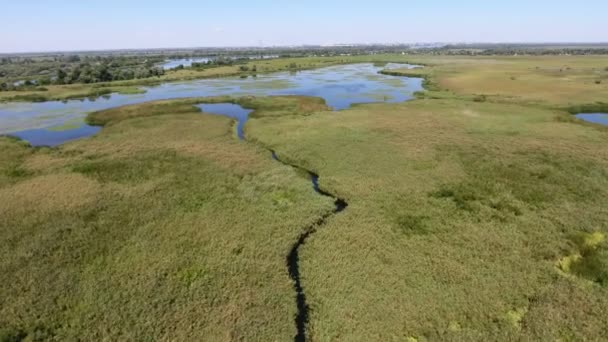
[0,63,423,146]
[161,55,280,70]
[161,58,212,69]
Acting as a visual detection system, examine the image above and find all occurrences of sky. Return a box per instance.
[1,0,607,53]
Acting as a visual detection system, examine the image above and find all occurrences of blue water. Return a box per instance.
[161,58,212,70]
[576,113,608,126]
[0,63,424,146]
[9,124,102,147]
[161,55,279,70]
[197,103,253,140]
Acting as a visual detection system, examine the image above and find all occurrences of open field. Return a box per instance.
[1,55,608,340]
[389,55,608,107]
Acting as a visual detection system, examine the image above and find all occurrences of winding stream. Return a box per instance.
[202,103,347,341]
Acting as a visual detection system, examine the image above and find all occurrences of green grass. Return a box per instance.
[2,55,608,340]
[85,95,327,127]
[566,102,608,114]
[246,98,608,340]
[0,98,335,340]
[46,118,86,132]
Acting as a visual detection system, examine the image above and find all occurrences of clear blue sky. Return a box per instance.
[2,0,607,53]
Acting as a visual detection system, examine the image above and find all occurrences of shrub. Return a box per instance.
[473,94,487,102]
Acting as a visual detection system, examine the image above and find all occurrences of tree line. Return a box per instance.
[0,55,166,91]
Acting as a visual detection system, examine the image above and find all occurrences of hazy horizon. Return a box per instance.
[4,41,608,55]
[2,0,607,53]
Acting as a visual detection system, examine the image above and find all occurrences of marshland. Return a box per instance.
[2,2,608,340]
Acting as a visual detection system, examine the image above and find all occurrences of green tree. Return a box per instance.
[66,55,81,63]
[94,65,112,82]
[69,67,82,84]
[56,69,67,84]
[38,76,51,86]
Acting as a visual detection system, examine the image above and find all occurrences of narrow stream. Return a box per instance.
[202,104,348,342]
[278,156,347,342]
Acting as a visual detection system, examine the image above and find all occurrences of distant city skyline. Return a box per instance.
[2,0,607,53]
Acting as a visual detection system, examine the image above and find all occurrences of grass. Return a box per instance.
[392,55,608,107]
[85,95,328,127]
[246,98,608,339]
[2,55,608,340]
[46,118,86,132]
[0,97,335,340]
[566,102,608,114]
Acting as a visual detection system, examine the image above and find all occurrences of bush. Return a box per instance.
[473,94,487,102]
[38,77,51,86]
[10,94,48,102]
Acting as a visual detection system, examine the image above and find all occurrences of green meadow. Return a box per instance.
[2,55,608,340]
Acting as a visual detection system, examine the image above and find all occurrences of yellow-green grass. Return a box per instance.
[390,55,608,107]
[246,98,608,340]
[0,97,336,340]
[85,95,329,127]
[0,85,147,103]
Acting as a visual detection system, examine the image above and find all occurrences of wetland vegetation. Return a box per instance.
[2,52,608,341]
